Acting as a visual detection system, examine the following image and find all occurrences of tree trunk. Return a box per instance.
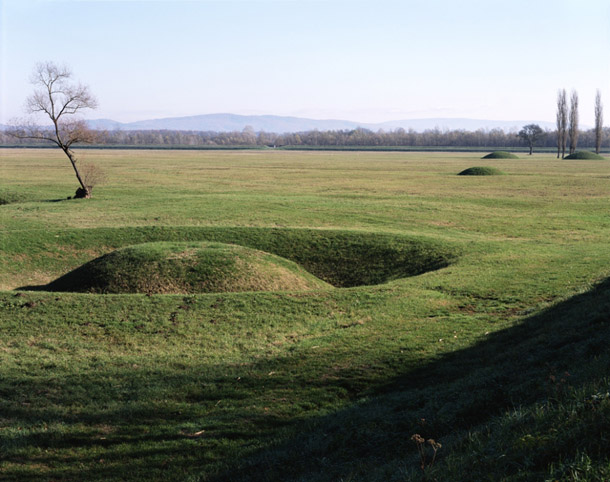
[63,147,91,198]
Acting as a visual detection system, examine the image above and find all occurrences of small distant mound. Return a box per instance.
[458,166,504,176]
[45,242,332,294]
[0,190,28,205]
[564,151,605,160]
[482,151,518,159]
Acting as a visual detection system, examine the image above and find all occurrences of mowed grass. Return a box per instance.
[1,148,609,481]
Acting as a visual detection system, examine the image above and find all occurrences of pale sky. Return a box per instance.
[1,0,609,125]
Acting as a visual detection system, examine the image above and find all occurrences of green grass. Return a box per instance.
[458,166,504,176]
[1,148,610,481]
[482,150,519,159]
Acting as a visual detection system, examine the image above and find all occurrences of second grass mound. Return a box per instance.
[482,151,518,159]
[563,151,606,160]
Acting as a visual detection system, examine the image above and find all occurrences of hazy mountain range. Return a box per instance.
[84,114,557,133]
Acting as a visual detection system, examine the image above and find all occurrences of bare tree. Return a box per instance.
[595,89,603,154]
[556,89,568,158]
[568,90,579,156]
[517,124,546,155]
[8,62,99,198]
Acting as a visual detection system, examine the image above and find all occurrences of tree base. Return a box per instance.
[74,187,91,199]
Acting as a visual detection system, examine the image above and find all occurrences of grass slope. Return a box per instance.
[1,149,610,481]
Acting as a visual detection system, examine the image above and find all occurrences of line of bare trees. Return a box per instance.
[2,62,607,156]
[4,124,608,150]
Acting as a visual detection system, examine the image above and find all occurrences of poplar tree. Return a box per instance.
[568,90,579,156]
[594,90,603,154]
[556,89,567,158]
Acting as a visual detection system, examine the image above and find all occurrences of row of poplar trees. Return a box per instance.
[557,89,603,158]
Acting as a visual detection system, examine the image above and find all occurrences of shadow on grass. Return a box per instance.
[1,278,609,481]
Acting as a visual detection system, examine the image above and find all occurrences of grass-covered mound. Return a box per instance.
[44,241,332,294]
[482,151,518,159]
[458,166,504,176]
[564,151,605,160]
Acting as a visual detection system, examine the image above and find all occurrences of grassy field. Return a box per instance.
[1,148,609,481]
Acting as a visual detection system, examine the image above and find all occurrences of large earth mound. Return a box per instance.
[45,242,333,294]
[482,151,518,159]
[458,166,504,176]
[563,151,605,160]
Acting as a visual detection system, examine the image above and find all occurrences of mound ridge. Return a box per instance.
[482,151,518,159]
[458,166,504,176]
[45,241,332,294]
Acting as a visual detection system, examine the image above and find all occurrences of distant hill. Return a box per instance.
[85,114,557,134]
[87,114,363,133]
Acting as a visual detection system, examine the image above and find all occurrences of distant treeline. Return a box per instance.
[2,126,609,149]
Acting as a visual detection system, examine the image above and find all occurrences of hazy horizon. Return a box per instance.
[84,112,563,133]
[2,0,609,126]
